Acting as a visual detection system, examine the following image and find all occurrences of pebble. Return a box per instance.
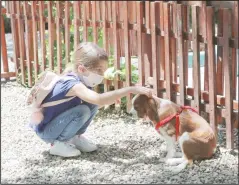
[1,81,239,184]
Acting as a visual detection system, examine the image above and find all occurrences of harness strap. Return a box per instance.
[155,106,198,141]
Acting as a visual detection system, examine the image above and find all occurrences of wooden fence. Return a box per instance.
[2,1,238,149]
[1,7,16,79]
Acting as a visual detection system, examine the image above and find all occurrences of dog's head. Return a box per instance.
[130,94,159,122]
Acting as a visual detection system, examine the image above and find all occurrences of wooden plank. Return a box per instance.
[112,1,121,107]
[73,1,80,50]
[164,3,172,101]
[150,2,160,96]
[56,2,62,74]
[192,6,201,112]
[23,2,33,87]
[171,2,177,83]
[182,5,188,86]
[231,2,238,99]
[145,1,150,31]
[102,1,108,54]
[137,1,145,86]
[1,13,9,73]
[16,2,26,84]
[216,9,224,95]
[206,7,217,139]
[9,2,20,77]
[65,1,70,64]
[123,1,132,112]
[39,1,46,72]
[177,4,186,106]
[159,2,165,81]
[1,72,16,79]
[92,1,97,43]
[102,1,109,93]
[222,9,233,149]
[47,1,54,70]
[83,1,88,41]
[31,1,39,82]
[201,2,209,92]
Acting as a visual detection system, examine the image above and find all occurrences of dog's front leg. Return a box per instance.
[164,136,176,159]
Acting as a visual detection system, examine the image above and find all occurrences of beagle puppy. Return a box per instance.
[130,94,217,173]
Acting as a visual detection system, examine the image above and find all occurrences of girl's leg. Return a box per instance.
[36,104,92,144]
[76,102,98,135]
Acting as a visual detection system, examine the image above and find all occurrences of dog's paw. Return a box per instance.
[165,166,184,174]
[165,157,185,166]
[174,152,183,158]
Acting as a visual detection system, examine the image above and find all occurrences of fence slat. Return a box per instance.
[177,4,186,105]
[183,5,188,86]
[83,1,88,41]
[145,1,150,30]
[171,2,177,83]
[39,1,46,72]
[232,2,238,99]
[206,7,217,139]
[56,2,62,74]
[201,2,209,92]
[192,6,201,112]
[124,2,132,112]
[47,2,54,70]
[16,2,26,84]
[158,2,165,81]
[112,1,121,106]
[137,1,145,86]
[223,9,233,149]
[23,2,33,86]
[1,10,9,74]
[65,1,70,64]
[102,1,109,93]
[31,1,39,82]
[164,3,172,100]
[92,1,97,43]
[10,2,20,77]
[151,2,160,96]
[216,9,224,95]
[73,1,80,50]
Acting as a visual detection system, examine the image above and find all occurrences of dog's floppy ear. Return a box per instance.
[146,98,159,123]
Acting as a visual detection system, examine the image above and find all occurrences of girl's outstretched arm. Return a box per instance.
[67,83,152,106]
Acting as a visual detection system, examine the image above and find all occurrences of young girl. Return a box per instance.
[33,42,152,157]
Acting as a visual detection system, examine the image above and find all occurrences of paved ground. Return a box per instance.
[1,81,238,184]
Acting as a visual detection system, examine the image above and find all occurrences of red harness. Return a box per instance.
[155,106,198,141]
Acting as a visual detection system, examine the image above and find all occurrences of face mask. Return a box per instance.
[82,72,104,87]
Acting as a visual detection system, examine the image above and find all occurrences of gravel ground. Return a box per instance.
[1,81,239,184]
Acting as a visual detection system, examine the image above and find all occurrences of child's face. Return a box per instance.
[77,60,108,77]
[88,60,108,76]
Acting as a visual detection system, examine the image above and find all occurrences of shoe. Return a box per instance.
[71,135,98,152]
[49,140,81,157]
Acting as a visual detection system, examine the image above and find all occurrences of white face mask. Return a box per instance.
[82,72,104,87]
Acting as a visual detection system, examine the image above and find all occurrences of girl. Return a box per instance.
[34,42,152,157]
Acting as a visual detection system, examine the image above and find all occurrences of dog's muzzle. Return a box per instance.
[129,107,138,118]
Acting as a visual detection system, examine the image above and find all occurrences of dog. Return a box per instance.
[130,94,217,173]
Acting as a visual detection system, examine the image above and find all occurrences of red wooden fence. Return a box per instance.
[2,1,238,149]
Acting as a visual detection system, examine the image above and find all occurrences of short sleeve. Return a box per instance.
[42,77,80,103]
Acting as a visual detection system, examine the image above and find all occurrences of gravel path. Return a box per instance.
[1,81,238,184]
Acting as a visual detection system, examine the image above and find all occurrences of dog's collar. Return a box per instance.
[155,106,198,141]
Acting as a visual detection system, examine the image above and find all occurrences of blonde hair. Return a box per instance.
[63,42,108,74]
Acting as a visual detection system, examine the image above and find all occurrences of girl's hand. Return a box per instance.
[131,86,153,98]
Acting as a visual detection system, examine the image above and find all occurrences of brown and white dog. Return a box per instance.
[130,94,217,173]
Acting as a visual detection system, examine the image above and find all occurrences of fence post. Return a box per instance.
[222,9,233,149]
[192,5,201,113]
[206,6,217,140]
[123,1,132,112]
[1,8,9,76]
